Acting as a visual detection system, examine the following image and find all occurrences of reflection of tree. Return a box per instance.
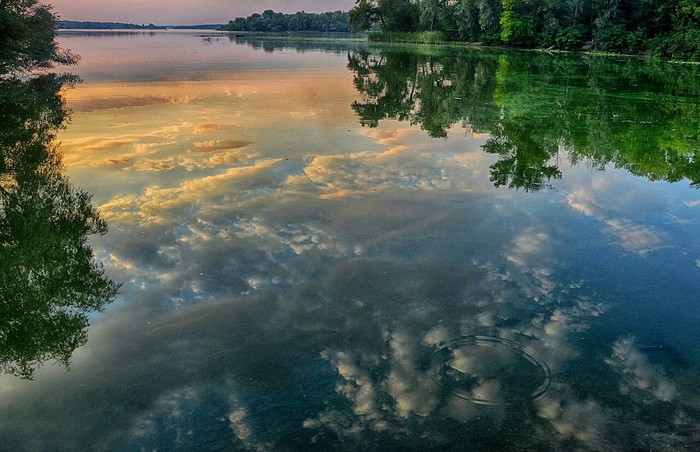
[348,48,501,138]
[348,49,421,128]
[234,36,363,55]
[0,74,120,379]
[483,127,562,191]
[347,47,700,190]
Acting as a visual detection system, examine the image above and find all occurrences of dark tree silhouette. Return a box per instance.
[0,42,119,378]
[0,74,120,380]
[0,0,78,74]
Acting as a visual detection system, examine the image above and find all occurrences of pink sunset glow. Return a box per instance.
[48,0,357,25]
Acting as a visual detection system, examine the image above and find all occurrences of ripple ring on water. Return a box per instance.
[430,335,552,406]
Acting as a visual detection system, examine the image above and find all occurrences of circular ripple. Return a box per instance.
[430,336,552,406]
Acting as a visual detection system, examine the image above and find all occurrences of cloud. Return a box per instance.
[227,389,272,451]
[605,336,676,402]
[286,127,488,199]
[502,229,559,300]
[603,219,664,256]
[99,158,282,224]
[327,351,381,419]
[536,388,612,449]
[131,147,253,172]
[506,230,550,267]
[566,188,602,219]
[531,300,607,364]
[129,386,202,438]
[106,155,133,165]
[62,135,142,154]
[232,217,348,261]
[192,140,251,153]
[567,189,666,255]
[193,123,222,134]
[382,332,439,418]
[69,95,176,112]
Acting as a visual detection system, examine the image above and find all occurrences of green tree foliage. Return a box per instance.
[223,10,352,33]
[499,0,537,45]
[348,0,700,60]
[0,0,78,73]
[347,47,700,190]
[349,0,379,31]
[419,0,457,32]
[349,0,421,32]
[455,0,503,42]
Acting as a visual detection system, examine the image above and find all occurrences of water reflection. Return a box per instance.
[0,74,119,379]
[235,35,365,55]
[349,47,700,190]
[1,34,699,450]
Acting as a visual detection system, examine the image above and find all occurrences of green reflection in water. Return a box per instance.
[234,35,367,55]
[3,34,699,450]
[0,74,120,379]
[349,46,700,191]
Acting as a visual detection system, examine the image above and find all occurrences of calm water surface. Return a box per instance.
[1,31,700,450]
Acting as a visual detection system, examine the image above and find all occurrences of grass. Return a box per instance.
[368,31,445,44]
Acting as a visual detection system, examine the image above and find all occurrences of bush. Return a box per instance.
[650,28,700,61]
[594,24,628,52]
[555,26,585,50]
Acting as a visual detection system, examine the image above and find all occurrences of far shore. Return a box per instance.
[56,28,700,64]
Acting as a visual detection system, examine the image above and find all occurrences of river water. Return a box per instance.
[1,30,699,450]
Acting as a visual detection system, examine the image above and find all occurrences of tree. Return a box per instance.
[0,0,78,74]
[349,0,382,31]
[500,0,537,45]
[223,10,352,33]
[0,74,120,379]
[420,0,444,30]
[0,2,117,379]
[455,0,503,41]
[349,0,420,32]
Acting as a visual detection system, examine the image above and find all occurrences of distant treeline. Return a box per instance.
[59,21,166,30]
[169,25,224,30]
[222,10,352,33]
[349,0,700,61]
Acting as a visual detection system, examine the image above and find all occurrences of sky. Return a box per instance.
[47,0,357,25]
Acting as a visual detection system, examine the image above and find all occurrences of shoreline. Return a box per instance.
[55,29,700,64]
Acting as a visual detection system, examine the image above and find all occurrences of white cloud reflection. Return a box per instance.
[100,158,282,224]
[567,188,666,256]
[606,336,676,402]
[536,389,612,450]
[383,332,439,418]
[4,44,695,450]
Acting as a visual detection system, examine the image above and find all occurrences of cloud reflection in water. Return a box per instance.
[2,35,700,451]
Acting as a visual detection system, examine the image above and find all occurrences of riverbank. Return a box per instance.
[367,31,700,64]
